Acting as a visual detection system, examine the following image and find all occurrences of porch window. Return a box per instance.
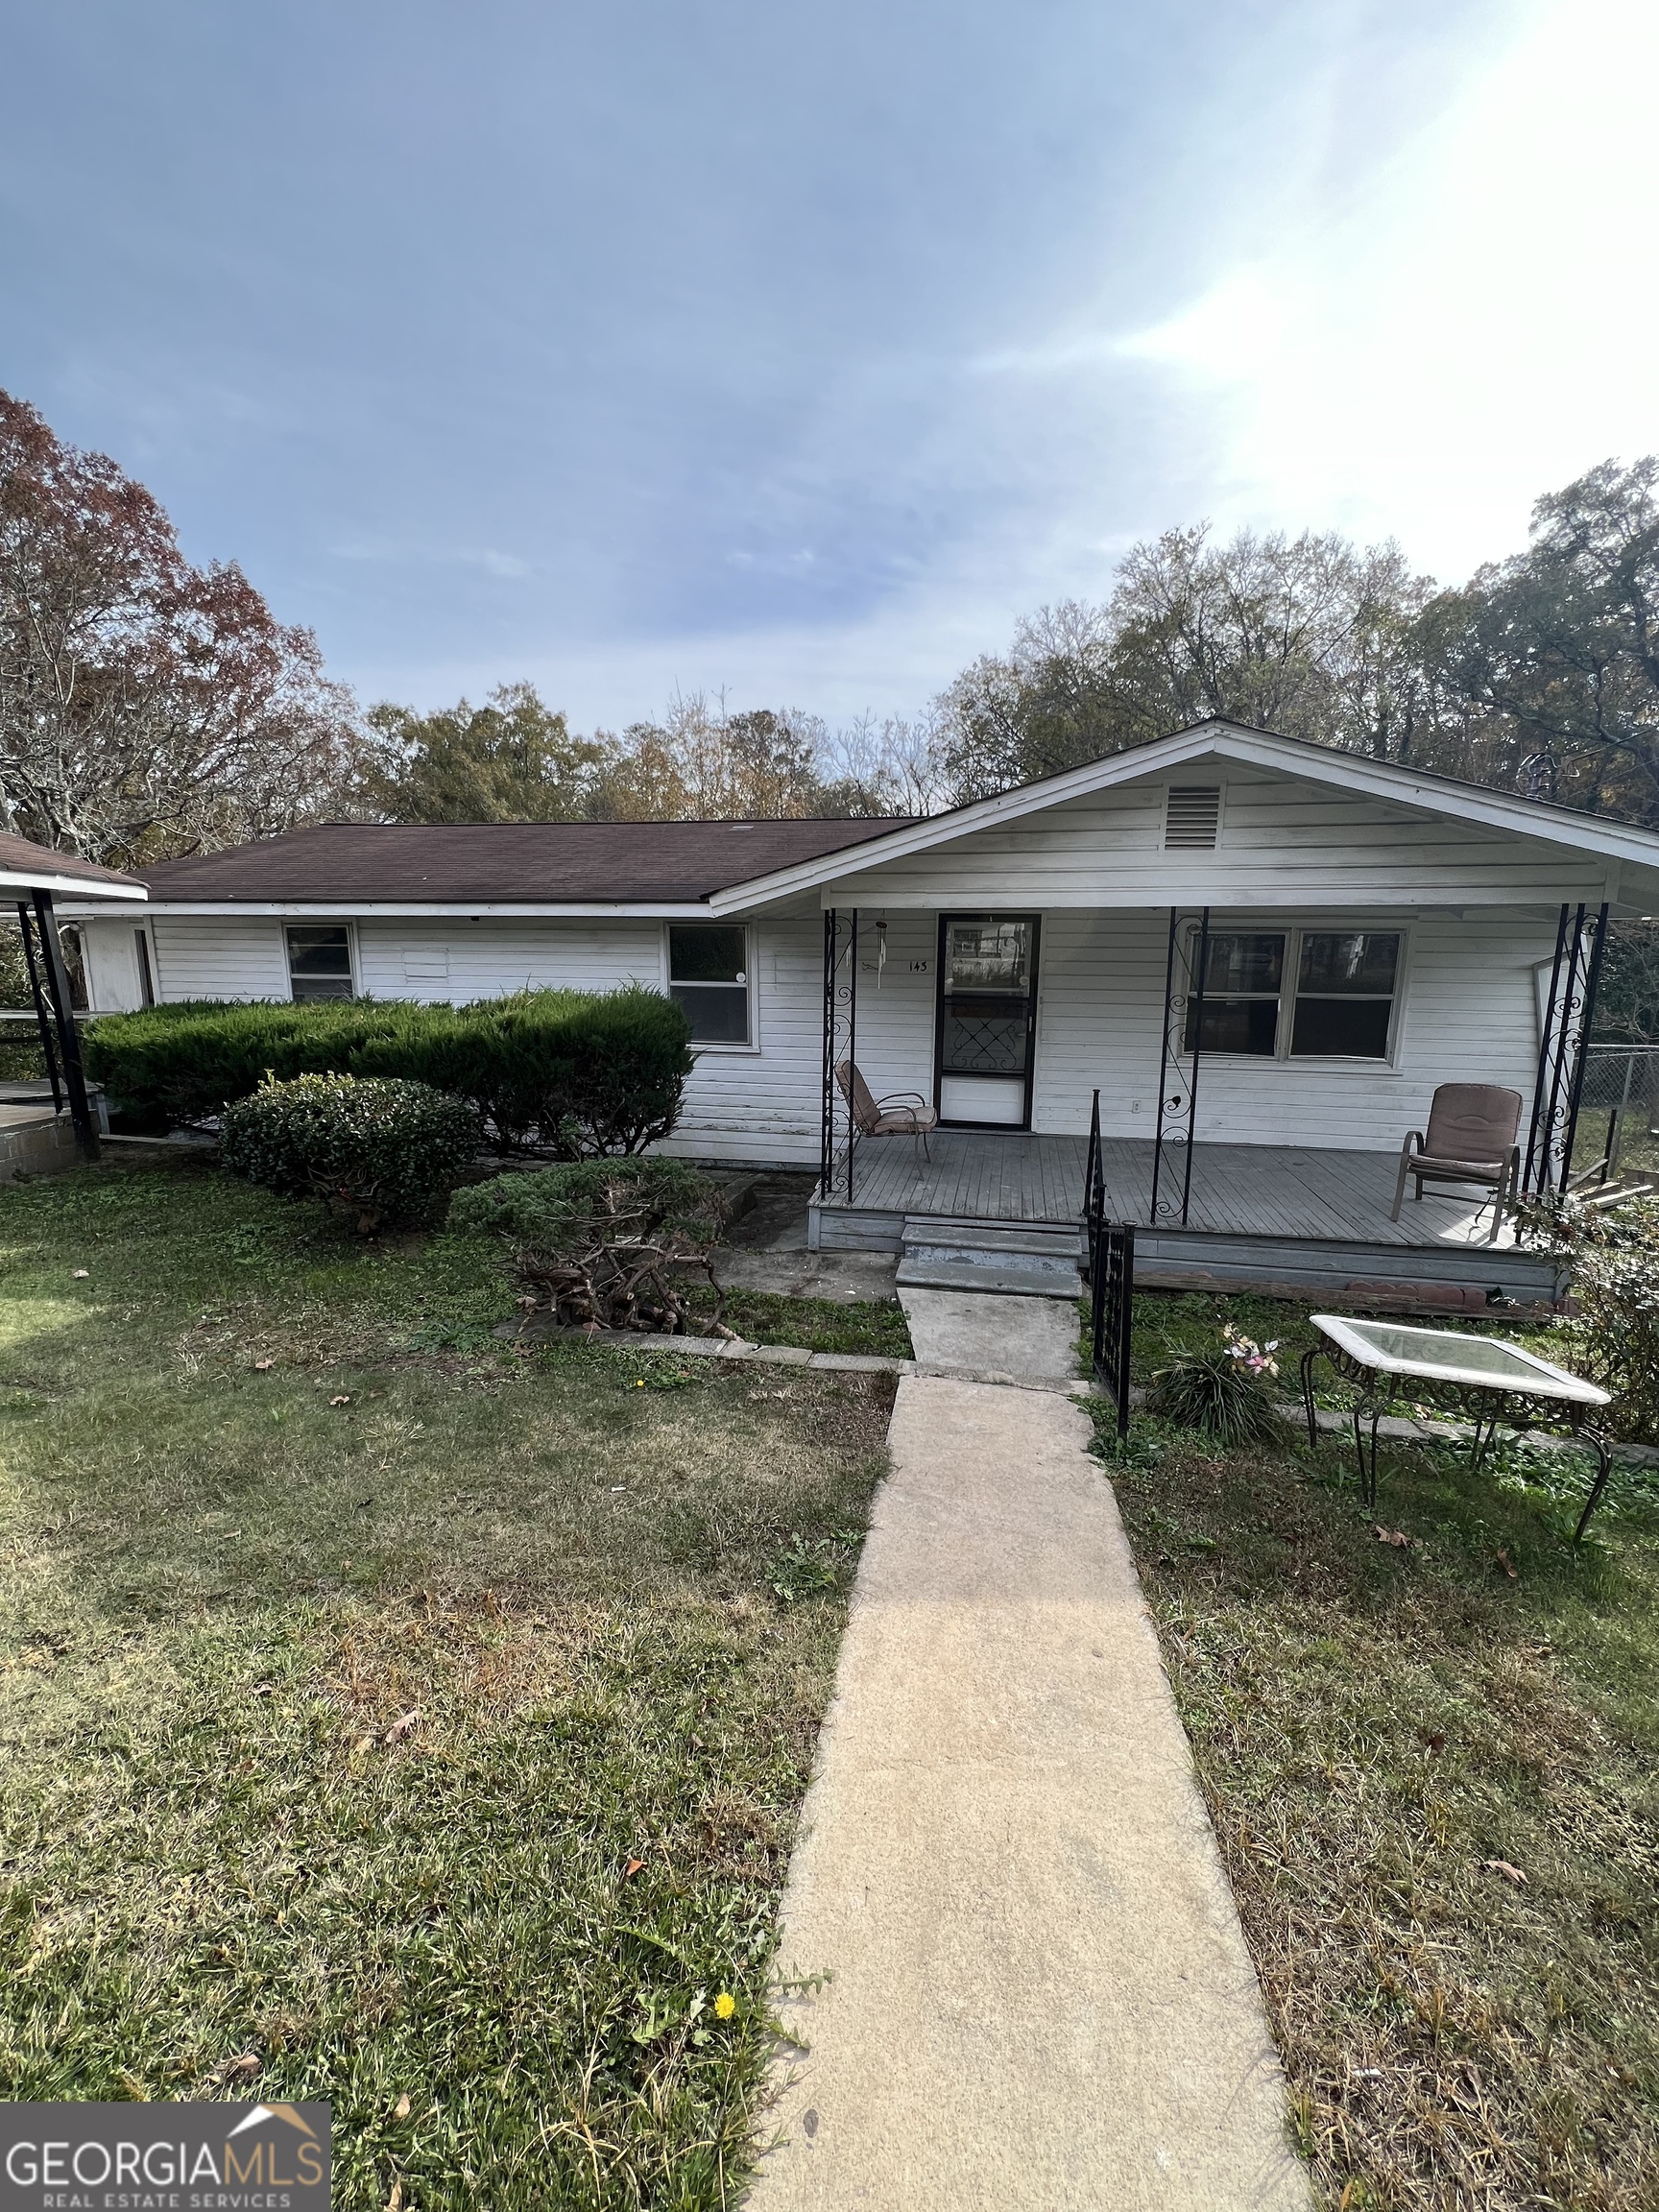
[1186,932,1285,1055]
[668,923,751,1044]
[286,926,354,1002]
[1290,931,1401,1058]
[1183,926,1404,1061]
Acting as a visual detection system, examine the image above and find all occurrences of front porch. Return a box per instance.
[808,1131,1568,1310]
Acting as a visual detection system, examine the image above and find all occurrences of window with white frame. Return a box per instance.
[286,925,355,1002]
[1184,928,1403,1060]
[667,923,751,1044]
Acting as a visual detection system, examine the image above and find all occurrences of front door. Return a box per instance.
[935,913,1041,1127]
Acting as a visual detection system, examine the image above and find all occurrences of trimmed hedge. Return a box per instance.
[221,1073,482,1229]
[82,986,695,1156]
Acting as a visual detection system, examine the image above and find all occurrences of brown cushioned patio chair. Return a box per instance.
[1389,1083,1524,1244]
[835,1060,938,1165]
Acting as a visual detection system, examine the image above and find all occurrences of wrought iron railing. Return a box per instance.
[1084,1090,1134,1438]
[1148,905,1209,1226]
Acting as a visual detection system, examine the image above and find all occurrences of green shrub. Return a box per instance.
[1145,1344,1286,1449]
[1527,1191,1659,1441]
[83,987,695,1155]
[448,1158,726,1331]
[82,1000,419,1127]
[220,1073,482,1231]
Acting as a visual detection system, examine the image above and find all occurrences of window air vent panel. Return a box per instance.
[1164,784,1222,849]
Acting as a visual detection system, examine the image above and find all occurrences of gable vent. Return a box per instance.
[1164,784,1221,849]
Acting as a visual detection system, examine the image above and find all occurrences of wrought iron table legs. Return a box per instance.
[1572,1431,1615,1544]
[1302,1338,1615,1543]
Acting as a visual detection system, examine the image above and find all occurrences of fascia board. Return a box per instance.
[53,899,717,920]
[1211,730,1659,864]
[2,873,147,902]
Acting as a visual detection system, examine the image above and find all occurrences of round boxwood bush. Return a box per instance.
[220,1072,482,1231]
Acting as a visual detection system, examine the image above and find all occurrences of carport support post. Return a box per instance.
[16,900,63,1115]
[30,889,99,1163]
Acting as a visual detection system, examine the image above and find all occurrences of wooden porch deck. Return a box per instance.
[809,1132,1566,1309]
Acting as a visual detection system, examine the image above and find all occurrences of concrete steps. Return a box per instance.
[896,1214,1085,1299]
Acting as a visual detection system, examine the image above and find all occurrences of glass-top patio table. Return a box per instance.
[1299,1314,1615,1541]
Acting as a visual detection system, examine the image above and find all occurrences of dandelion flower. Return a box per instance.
[713,1991,736,2020]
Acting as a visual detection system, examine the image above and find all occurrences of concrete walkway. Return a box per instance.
[747,1374,1310,2211]
[899,1285,1081,1386]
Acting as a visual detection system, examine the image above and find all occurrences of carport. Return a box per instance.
[1,831,147,1166]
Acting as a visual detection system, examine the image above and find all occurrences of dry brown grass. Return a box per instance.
[1099,1408,1659,2212]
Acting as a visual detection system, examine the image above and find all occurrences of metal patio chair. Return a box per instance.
[1389,1082,1524,1244]
[834,1060,938,1165]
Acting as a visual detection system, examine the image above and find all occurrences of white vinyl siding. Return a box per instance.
[1028,908,1555,1151]
[819,769,1617,909]
[109,911,826,1166]
[97,901,1561,1161]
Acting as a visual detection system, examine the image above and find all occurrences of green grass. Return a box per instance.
[0,1161,894,2208]
[1090,1357,1659,2210]
[692,1286,912,1359]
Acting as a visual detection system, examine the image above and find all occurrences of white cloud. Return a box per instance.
[1115,0,1659,577]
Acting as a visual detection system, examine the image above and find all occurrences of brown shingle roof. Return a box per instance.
[136,818,912,905]
[0,830,145,892]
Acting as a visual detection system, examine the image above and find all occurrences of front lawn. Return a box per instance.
[1095,1292,1659,2211]
[0,1161,892,2208]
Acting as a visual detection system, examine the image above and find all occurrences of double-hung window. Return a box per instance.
[667,924,751,1045]
[286,926,354,1002]
[1185,927,1403,1061]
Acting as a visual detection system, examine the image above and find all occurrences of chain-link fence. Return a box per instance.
[1575,1045,1659,1182]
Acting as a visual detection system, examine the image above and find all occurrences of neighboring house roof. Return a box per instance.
[0,830,148,902]
[703,719,1659,914]
[130,816,911,909]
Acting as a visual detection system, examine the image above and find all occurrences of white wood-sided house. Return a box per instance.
[63,721,1659,1310]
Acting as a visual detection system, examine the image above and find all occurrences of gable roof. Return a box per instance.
[0,830,147,901]
[131,816,911,909]
[703,719,1659,912]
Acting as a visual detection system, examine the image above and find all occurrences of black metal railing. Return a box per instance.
[1084,1089,1134,1438]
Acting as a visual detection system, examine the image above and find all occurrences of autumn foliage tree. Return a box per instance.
[0,389,361,864]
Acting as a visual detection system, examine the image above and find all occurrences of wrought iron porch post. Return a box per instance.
[820,909,836,1198]
[1522,903,1571,1192]
[1524,900,1610,1196]
[29,889,99,1163]
[820,906,860,1205]
[1148,904,1208,1228]
[1559,902,1609,1188]
[846,908,858,1200]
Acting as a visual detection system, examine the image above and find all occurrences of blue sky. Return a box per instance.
[3,0,1653,729]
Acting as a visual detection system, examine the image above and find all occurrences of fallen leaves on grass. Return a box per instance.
[329,1394,352,1407]
[1495,1548,1519,1579]
[1483,1858,1528,1886]
[624,1857,646,1878]
[252,1358,274,1372]
[384,1709,421,1744]
[393,2093,411,2120]
[1374,1527,1413,1548]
